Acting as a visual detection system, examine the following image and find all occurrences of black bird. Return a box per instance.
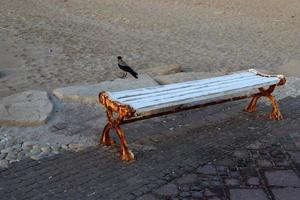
[117,56,138,79]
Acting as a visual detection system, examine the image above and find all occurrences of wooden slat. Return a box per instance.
[135,80,278,116]
[125,77,279,109]
[120,75,270,103]
[111,71,256,99]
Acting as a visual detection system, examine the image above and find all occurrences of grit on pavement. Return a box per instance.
[0,96,300,200]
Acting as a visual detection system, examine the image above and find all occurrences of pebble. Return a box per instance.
[30,148,41,155]
[5,152,17,161]
[60,145,69,151]
[41,146,51,153]
[0,160,8,168]
[23,141,35,147]
[1,147,12,154]
[68,143,84,152]
[30,154,42,160]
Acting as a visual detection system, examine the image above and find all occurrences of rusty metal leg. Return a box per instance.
[99,107,134,161]
[266,94,283,120]
[115,126,134,161]
[100,109,115,146]
[100,123,115,145]
[244,95,261,112]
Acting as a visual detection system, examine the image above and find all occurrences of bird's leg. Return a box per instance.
[244,85,283,120]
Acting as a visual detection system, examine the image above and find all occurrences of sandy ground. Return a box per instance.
[0,0,300,98]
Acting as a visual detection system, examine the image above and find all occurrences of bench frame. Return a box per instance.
[98,70,286,161]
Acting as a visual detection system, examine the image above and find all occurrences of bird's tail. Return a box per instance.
[132,73,138,79]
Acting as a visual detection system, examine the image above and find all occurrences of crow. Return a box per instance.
[117,56,138,79]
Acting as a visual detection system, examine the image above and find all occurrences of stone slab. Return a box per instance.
[272,188,300,200]
[265,170,300,187]
[0,90,53,126]
[154,183,178,197]
[53,74,159,105]
[230,189,268,200]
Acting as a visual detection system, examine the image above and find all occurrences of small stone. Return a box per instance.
[41,146,51,153]
[30,147,41,155]
[60,144,69,150]
[30,154,42,160]
[16,151,26,160]
[0,160,8,168]
[51,146,61,153]
[0,153,6,159]
[68,143,84,152]
[154,183,178,197]
[5,152,17,161]
[1,147,12,154]
[23,141,35,149]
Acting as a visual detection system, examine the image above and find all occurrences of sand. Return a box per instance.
[1,0,300,98]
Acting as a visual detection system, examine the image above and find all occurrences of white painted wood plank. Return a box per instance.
[134,80,278,117]
[111,71,256,98]
[119,75,272,102]
[127,78,278,109]
[125,77,279,108]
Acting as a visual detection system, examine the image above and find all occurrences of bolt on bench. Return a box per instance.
[98,69,286,161]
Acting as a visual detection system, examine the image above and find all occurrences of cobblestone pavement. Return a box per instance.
[0,96,300,200]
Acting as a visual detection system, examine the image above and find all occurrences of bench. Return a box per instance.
[98,69,286,161]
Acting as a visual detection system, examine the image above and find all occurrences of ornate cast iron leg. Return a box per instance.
[244,85,283,120]
[244,95,261,112]
[100,109,115,145]
[100,108,134,161]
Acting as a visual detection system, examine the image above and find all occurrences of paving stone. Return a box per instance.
[154,183,178,197]
[192,191,203,198]
[225,178,240,186]
[265,170,300,187]
[247,177,260,185]
[289,151,300,164]
[136,194,156,200]
[197,164,216,174]
[176,174,198,184]
[272,188,300,200]
[230,189,268,200]
[257,159,272,167]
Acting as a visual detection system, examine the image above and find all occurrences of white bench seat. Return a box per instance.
[106,70,282,117]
